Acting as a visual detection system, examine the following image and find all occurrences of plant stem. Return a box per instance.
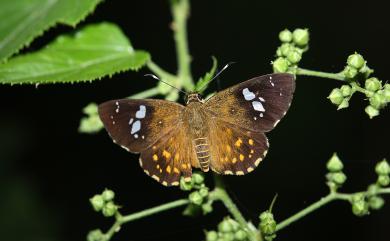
[103,199,189,241]
[147,60,177,82]
[296,68,345,81]
[128,87,160,99]
[276,188,390,232]
[210,175,262,241]
[171,0,194,91]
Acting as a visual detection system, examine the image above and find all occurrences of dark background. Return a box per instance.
[0,1,389,241]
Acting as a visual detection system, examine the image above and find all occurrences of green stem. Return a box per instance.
[103,199,189,241]
[210,175,262,241]
[296,68,345,81]
[128,87,160,99]
[171,0,194,91]
[276,188,390,232]
[350,82,373,96]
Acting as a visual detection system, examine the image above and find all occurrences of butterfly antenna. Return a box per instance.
[198,62,236,92]
[144,74,188,95]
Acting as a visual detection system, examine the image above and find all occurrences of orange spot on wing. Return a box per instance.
[174,153,180,161]
[174,167,180,174]
[226,145,231,153]
[235,138,243,147]
[248,139,254,145]
[162,150,171,159]
[181,163,187,169]
[232,157,237,163]
[153,154,158,161]
[166,166,171,173]
[250,150,254,154]
[239,154,245,161]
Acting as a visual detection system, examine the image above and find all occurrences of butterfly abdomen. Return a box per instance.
[193,137,210,172]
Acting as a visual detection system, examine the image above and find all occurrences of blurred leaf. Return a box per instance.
[0,0,103,61]
[0,22,150,85]
[195,56,217,93]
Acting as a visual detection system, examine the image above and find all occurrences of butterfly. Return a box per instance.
[98,73,295,186]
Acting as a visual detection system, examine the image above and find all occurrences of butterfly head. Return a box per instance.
[185,92,204,105]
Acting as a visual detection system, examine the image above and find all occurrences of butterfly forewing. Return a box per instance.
[208,120,269,175]
[98,99,184,152]
[205,73,295,132]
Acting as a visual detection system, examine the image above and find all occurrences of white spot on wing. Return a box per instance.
[260,113,264,117]
[252,101,265,112]
[258,97,265,102]
[135,105,146,119]
[134,134,139,138]
[242,88,255,101]
[128,118,134,125]
[131,120,141,134]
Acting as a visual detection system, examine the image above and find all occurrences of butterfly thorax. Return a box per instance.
[184,96,211,172]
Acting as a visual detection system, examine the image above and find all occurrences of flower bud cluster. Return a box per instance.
[326,153,347,191]
[273,28,309,74]
[205,217,248,241]
[259,211,277,241]
[89,189,118,217]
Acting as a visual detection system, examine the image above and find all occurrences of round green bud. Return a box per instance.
[221,233,235,241]
[280,43,292,57]
[205,231,218,241]
[279,29,292,43]
[265,234,277,241]
[259,219,277,236]
[228,218,240,232]
[234,230,247,241]
[102,201,118,217]
[383,86,390,102]
[272,57,289,73]
[328,88,344,106]
[276,47,282,57]
[343,66,358,79]
[259,211,274,221]
[347,53,365,69]
[332,172,347,185]
[287,50,302,64]
[192,172,205,185]
[365,77,382,92]
[218,219,234,233]
[102,189,115,202]
[337,99,349,110]
[340,85,352,97]
[369,93,386,109]
[327,153,343,172]
[351,194,369,216]
[87,229,103,241]
[366,184,380,197]
[180,176,193,191]
[365,105,379,119]
[90,195,105,212]
[199,187,209,198]
[377,175,390,187]
[202,201,213,214]
[292,28,310,46]
[369,196,385,210]
[189,191,203,205]
[375,159,390,175]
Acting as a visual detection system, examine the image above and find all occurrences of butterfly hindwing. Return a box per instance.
[139,125,197,186]
[208,120,269,175]
[98,99,184,153]
[205,73,295,132]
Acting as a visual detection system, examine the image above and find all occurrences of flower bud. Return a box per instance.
[102,189,115,202]
[366,184,380,197]
[332,172,347,185]
[192,172,205,185]
[199,187,209,198]
[365,77,382,92]
[375,159,390,175]
[221,233,235,241]
[369,93,386,109]
[205,231,218,241]
[340,85,352,97]
[377,175,390,187]
[347,53,365,69]
[343,66,358,79]
[273,57,289,73]
[202,201,213,215]
[287,50,302,64]
[180,176,193,191]
[189,191,203,205]
[259,211,276,236]
[279,29,292,43]
[328,88,344,105]
[234,230,248,240]
[365,105,379,119]
[337,99,349,110]
[102,201,118,217]
[87,229,103,241]
[90,195,105,212]
[351,193,369,216]
[280,43,292,57]
[218,219,234,233]
[326,153,344,172]
[369,196,385,210]
[292,28,309,46]
[383,85,390,102]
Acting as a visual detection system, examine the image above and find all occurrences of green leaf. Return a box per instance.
[195,56,217,93]
[0,0,103,61]
[0,22,151,85]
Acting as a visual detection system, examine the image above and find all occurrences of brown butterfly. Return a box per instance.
[98,73,295,186]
